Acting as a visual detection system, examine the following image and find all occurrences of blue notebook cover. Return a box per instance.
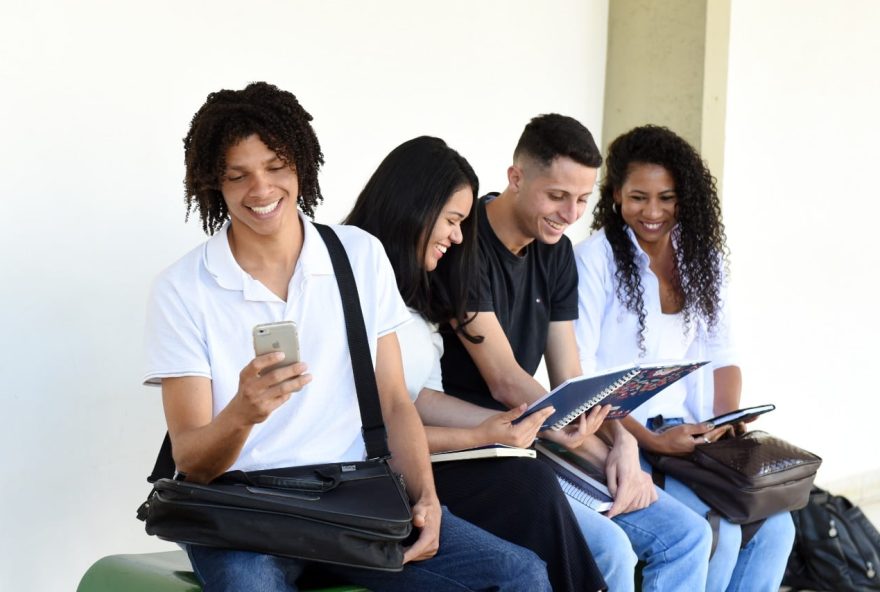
[516,360,709,431]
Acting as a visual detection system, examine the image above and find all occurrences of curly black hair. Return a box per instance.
[183,82,324,234]
[591,125,729,352]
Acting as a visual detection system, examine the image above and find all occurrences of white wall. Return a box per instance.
[0,1,609,589]
[722,0,880,484]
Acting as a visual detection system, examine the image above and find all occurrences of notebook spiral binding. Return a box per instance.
[551,368,641,430]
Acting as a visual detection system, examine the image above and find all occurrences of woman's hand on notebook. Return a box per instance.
[477,404,554,448]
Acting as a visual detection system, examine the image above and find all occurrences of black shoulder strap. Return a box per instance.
[313,223,389,460]
[147,223,390,482]
[147,432,175,483]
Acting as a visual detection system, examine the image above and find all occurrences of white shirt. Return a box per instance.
[573,227,737,423]
[143,213,410,471]
[396,308,444,401]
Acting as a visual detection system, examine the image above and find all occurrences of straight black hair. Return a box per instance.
[345,136,481,341]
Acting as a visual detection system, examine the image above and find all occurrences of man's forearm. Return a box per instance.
[488,369,549,408]
[597,419,639,450]
[385,398,439,503]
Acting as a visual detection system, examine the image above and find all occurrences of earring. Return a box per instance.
[612,202,619,215]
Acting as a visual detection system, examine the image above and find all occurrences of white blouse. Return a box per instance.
[395,308,445,401]
[573,227,738,423]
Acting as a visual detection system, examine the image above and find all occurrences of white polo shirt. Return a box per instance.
[573,227,737,423]
[143,212,411,471]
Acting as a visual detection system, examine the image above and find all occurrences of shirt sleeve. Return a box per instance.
[573,238,611,375]
[366,234,412,337]
[143,271,211,386]
[550,238,578,321]
[467,241,495,312]
[705,269,738,369]
[423,328,445,392]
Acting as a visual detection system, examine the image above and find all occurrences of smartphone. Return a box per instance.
[253,321,300,374]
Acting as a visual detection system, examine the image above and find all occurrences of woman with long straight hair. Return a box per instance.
[346,136,607,592]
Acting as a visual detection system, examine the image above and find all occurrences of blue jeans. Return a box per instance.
[565,480,712,591]
[663,473,795,591]
[186,507,551,592]
[649,417,796,591]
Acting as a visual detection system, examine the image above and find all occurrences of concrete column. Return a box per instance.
[602,0,730,193]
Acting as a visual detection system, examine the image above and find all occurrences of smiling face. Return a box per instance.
[509,156,597,248]
[615,162,678,251]
[422,185,473,272]
[220,134,300,240]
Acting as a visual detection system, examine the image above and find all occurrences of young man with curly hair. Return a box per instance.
[440,114,714,591]
[143,82,551,592]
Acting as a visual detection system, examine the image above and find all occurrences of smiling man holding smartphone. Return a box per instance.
[142,82,551,592]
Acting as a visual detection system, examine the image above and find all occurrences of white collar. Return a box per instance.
[203,211,334,301]
[623,224,681,267]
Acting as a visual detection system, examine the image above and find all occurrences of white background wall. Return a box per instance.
[3,1,879,590]
[0,1,609,590]
[723,1,880,484]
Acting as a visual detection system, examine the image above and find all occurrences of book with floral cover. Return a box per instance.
[516,360,709,431]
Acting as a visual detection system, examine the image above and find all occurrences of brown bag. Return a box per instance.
[644,430,822,524]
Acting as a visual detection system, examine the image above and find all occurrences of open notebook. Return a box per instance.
[516,360,709,431]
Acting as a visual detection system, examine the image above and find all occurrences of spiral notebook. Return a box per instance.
[515,360,709,431]
[535,440,613,512]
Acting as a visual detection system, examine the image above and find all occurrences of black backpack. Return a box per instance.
[784,486,880,591]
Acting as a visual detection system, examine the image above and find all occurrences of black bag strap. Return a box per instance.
[147,223,389,482]
[313,223,389,460]
[147,432,176,484]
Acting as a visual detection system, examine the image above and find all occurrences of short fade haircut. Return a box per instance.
[183,82,324,235]
[513,113,602,169]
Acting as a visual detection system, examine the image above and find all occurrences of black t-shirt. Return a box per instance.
[440,194,579,409]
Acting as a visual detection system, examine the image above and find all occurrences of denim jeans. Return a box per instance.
[185,507,552,592]
[565,480,712,591]
[648,417,796,591]
[661,463,795,591]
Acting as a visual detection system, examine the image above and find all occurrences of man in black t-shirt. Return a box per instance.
[440,113,656,510]
[439,188,581,410]
[441,115,713,591]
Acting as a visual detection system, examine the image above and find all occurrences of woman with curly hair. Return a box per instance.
[573,125,795,591]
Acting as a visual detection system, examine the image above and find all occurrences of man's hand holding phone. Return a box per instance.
[229,321,311,425]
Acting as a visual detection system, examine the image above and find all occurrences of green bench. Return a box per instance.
[76,550,368,592]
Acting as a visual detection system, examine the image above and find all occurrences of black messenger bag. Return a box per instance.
[137,224,413,571]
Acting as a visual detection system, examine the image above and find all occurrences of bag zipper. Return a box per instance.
[827,515,877,579]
